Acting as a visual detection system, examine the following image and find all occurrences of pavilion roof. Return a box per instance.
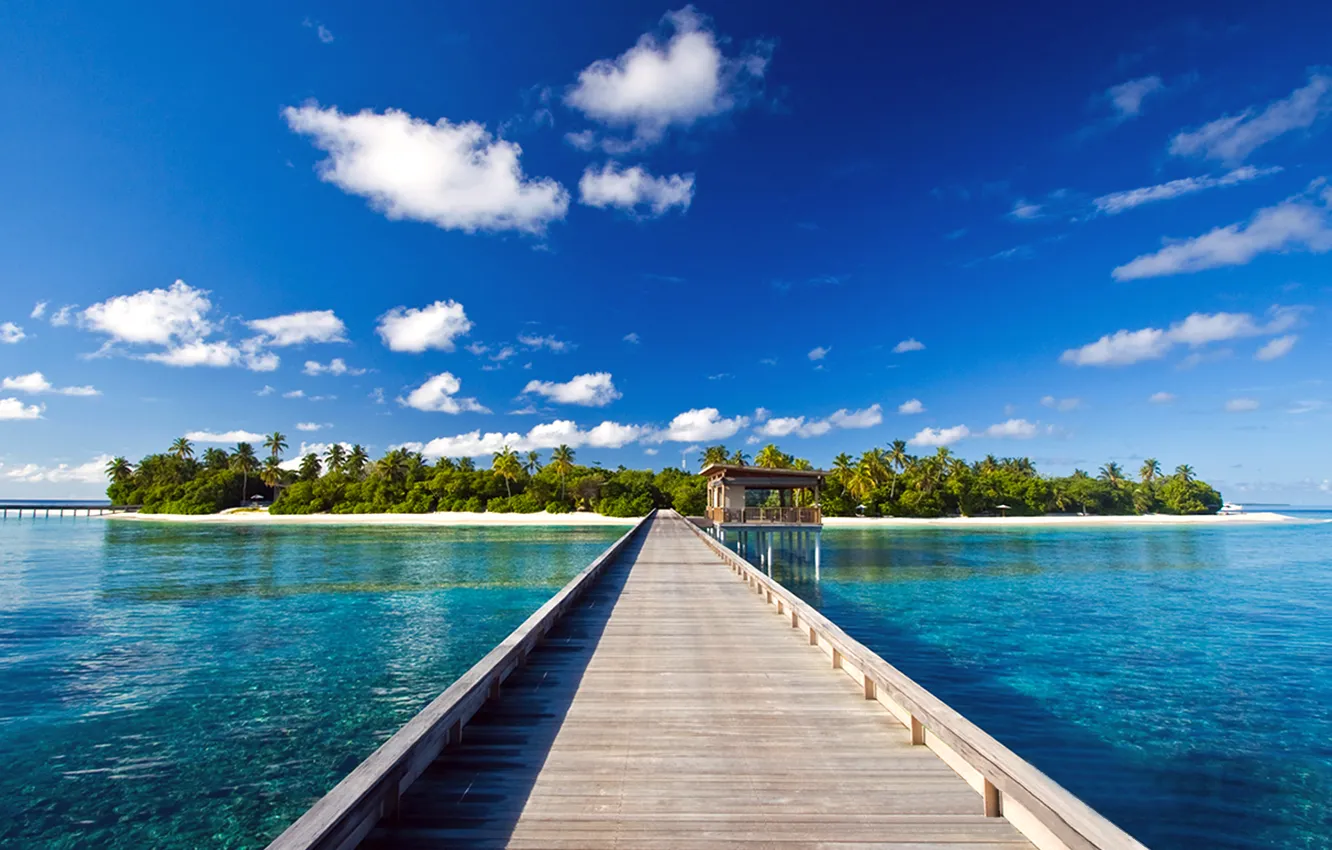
[699,463,829,485]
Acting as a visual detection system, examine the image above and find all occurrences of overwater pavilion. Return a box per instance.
[701,463,828,576]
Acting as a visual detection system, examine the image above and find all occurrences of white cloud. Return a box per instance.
[518,333,572,352]
[564,6,771,149]
[1,322,26,344]
[1254,334,1297,361]
[1009,200,1043,220]
[1,372,99,396]
[257,385,275,396]
[1288,400,1324,415]
[295,422,327,431]
[185,429,266,443]
[143,340,239,368]
[303,357,367,376]
[1149,391,1176,404]
[898,399,925,415]
[82,280,213,346]
[1040,395,1082,412]
[50,305,75,326]
[247,310,347,346]
[1094,166,1279,215]
[1225,398,1260,413]
[893,338,925,353]
[644,447,659,455]
[829,405,883,429]
[646,407,749,443]
[753,407,770,423]
[30,301,47,319]
[982,418,1039,439]
[1061,306,1301,366]
[579,162,694,216]
[369,387,385,404]
[398,372,488,414]
[909,425,971,448]
[1112,196,1332,280]
[522,372,621,407]
[3,454,111,484]
[807,346,830,361]
[413,418,646,458]
[1107,75,1164,118]
[756,416,832,438]
[303,18,334,43]
[623,332,640,344]
[0,398,44,420]
[376,300,472,352]
[284,103,569,234]
[1170,73,1332,163]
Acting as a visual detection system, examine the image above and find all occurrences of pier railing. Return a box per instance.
[263,512,652,850]
[0,503,140,518]
[705,506,821,525]
[681,514,1147,850]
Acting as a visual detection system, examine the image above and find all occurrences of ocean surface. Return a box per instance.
[0,519,624,849]
[746,512,1332,850]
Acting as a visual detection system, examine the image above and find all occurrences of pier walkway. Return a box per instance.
[268,511,1145,850]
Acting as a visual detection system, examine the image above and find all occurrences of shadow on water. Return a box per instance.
[359,518,645,850]
[760,527,1332,850]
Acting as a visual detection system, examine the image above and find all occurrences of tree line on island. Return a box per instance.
[106,434,1223,517]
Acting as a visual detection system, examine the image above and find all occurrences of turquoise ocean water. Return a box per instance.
[745,513,1332,850]
[0,519,624,849]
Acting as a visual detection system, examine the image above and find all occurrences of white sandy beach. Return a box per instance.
[108,509,1300,527]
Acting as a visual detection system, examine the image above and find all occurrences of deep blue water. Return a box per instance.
[745,515,1332,850]
[0,518,624,849]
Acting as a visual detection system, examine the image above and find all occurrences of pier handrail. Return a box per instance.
[681,513,1147,850]
[264,511,653,850]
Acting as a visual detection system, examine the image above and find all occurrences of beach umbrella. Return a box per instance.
[995,504,1011,517]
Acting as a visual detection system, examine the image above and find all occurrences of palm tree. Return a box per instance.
[492,445,521,496]
[524,450,543,475]
[700,445,729,467]
[1140,458,1162,485]
[1098,462,1125,486]
[458,456,476,473]
[299,453,322,480]
[230,442,259,503]
[264,431,288,460]
[887,440,910,498]
[105,456,134,483]
[202,447,229,470]
[346,444,369,479]
[170,436,194,460]
[831,453,855,487]
[754,443,788,469]
[326,443,347,473]
[1174,464,1195,483]
[847,461,875,501]
[551,445,576,500]
[729,449,750,466]
[375,449,409,484]
[261,455,286,500]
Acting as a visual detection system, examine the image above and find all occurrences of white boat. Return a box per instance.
[1219,502,1245,515]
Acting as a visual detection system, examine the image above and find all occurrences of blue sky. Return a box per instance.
[1,1,1330,501]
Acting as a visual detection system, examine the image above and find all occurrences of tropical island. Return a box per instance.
[105,434,1224,518]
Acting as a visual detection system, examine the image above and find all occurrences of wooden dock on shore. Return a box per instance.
[267,510,1146,850]
[0,502,139,518]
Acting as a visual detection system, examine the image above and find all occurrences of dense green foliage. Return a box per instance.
[107,437,1220,518]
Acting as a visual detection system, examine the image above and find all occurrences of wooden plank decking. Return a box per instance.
[361,512,1034,849]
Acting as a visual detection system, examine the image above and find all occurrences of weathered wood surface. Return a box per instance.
[360,511,1037,849]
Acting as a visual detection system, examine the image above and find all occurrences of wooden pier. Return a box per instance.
[0,502,139,518]
[266,510,1146,850]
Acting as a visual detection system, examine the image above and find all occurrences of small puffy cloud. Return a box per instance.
[1,322,26,344]
[522,372,621,407]
[893,338,925,353]
[754,404,881,439]
[284,103,569,233]
[807,346,830,361]
[1040,395,1082,412]
[647,407,749,442]
[1112,196,1332,280]
[283,389,305,399]
[579,162,694,216]
[1107,75,1164,118]
[908,425,970,448]
[30,302,47,319]
[141,339,278,372]
[518,333,573,352]
[257,385,275,396]
[1225,398,1260,412]
[982,418,1038,439]
[1061,306,1301,367]
[414,419,646,457]
[302,18,334,43]
[829,405,883,429]
[623,332,640,344]
[247,310,347,346]
[898,399,925,415]
[295,422,328,431]
[376,300,472,352]
[398,372,489,414]
[1094,166,1278,215]
[1,372,99,396]
[1008,200,1043,220]
[0,398,44,419]
[1254,334,1297,361]
[185,429,266,443]
[303,357,367,376]
[1170,73,1332,163]
[49,306,75,326]
[1149,391,1176,404]
[564,6,771,149]
[3,454,111,484]
[82,280,213,345]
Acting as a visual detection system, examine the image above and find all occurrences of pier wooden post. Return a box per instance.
[984,779,1002,817]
